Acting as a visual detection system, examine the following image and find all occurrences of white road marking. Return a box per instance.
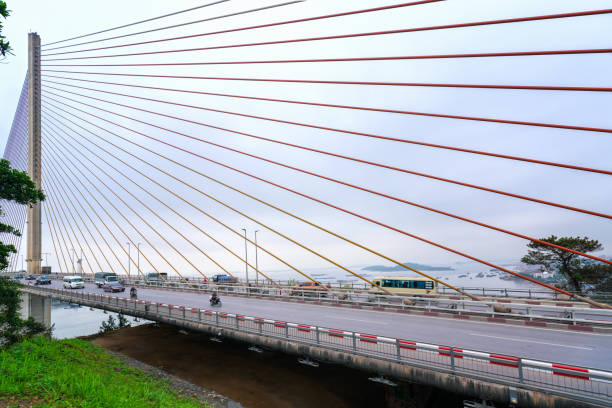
[469,333,594,350]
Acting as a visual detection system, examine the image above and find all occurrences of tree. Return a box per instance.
[0,1,11,57]
[521,235,605,294]
[0,277,50,348]
[0,159,45,271]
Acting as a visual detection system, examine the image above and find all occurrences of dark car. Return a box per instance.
[102,281,125,293]
[35,276,52,285]
[26,275,36,280]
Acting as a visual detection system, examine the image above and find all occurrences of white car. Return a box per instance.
[63,276,85,289]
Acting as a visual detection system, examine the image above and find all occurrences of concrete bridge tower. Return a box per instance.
[26,32,42,275]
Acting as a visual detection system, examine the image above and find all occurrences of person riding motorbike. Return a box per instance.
[130,286,137,299]
[210,291,220,306]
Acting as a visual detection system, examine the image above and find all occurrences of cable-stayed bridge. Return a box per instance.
[2,1,612,407]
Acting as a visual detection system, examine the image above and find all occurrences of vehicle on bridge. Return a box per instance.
[103,281,125,293]
[25,274,36,281]
[63,276,84,289]
[94,272,118,288]
[35,276,51,285]
[290,281,328,297]
[212,274,237,283]
[369,276,437,295]
[146,272,168,282]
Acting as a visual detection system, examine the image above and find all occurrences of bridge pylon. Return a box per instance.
[26,32,42,275]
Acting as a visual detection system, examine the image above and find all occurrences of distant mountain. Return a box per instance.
[362,262,454,272]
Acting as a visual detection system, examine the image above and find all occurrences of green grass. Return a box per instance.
[0,337,209,408]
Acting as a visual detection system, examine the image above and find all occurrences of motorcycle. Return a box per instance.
[130,287,137,300]
[209,295,222,307]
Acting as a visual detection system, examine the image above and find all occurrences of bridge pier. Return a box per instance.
[20,291,51,328]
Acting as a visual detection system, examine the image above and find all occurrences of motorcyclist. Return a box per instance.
[210,291,220,305]
[130,286,137,299]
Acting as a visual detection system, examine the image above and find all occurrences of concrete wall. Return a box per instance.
[19,292,51,327]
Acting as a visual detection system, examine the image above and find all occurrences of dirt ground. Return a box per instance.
[90,324,464,408]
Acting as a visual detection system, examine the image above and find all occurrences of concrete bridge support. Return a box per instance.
[19,291,51,328]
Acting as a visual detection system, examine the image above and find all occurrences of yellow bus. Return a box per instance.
[369,276,438,295]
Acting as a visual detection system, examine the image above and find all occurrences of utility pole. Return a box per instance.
[241,228,249,285]
[126,242,131,278]
[70,248,76,274]
[137,242,141,278]
[26,33,42,275]
[254,230,259,286]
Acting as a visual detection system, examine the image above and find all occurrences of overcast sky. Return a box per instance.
[1,0,611,279]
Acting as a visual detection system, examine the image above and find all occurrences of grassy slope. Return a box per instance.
[0,337,209,408]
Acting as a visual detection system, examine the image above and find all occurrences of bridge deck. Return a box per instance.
[35,280,612,371]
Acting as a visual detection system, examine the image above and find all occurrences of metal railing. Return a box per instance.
[122,279,612,326]
[15,275,612,326]
[24,285,612,406]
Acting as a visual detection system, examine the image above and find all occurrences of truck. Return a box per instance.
[94,272,118,288]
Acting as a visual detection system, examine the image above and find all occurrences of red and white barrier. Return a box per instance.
[42,288,612,385]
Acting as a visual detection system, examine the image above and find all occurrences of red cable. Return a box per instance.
[37,90,612,264]
[38,100,596,295]
[41,8,612,58]
[39,73,612,135]
[41,71,612,93]
[40,48,612,76]
[42,90,612,223]
[42,0,441,55]
[41,78,612,176]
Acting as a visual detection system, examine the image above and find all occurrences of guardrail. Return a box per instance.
[122,280,612,327]
[24,285,612,406]
[11,271,612,306]
[16,275,612,326]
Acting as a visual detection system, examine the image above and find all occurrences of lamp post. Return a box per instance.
[254,230,259,286]
[241,228,249,285]
[137,242,142,278]
[70,248,76,274]
[42,252,50,267]
[126,242,131,278]
[21,255,24,272]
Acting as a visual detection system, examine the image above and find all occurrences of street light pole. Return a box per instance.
[70,248,76,274]
[241,228,249,285]
[21,255,24,271]
[137,242,141,278]
[254,230,259,286]
[42,252,50,267]
[126,242,131,278]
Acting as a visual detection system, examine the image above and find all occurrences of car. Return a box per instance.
[102,281,125,293]
[63,276,85,289]
[35,276,52,285]
[212,274,237,283]
[94,272,118,288]
[290,281,327,297]
[14,273,24,280]
[25,275,36,280]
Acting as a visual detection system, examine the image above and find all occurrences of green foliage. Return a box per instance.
[0,1,10,57]
[521,235,605,293]
[0,159,46,271]
[0,337,209,407]
[0,277,48,348]
[98,313,131,334]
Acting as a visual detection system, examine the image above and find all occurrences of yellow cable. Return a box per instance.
[43,130,155,280]
[43,95,465,294]
[43,104,317,288]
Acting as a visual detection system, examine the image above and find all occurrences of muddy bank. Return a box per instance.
[90,324,468,408]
